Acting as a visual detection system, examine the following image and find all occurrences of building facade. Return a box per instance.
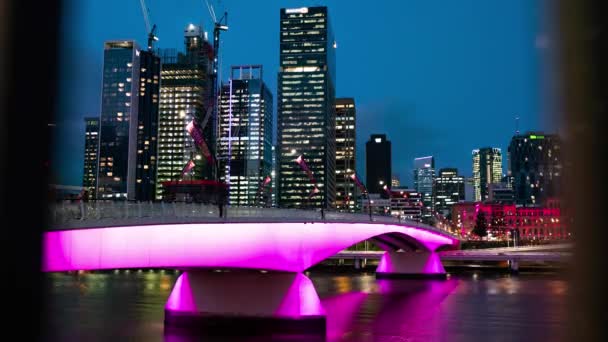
[472,147,502,202]
[97,41,160,201]
[366,134,391,195]
[277,6,336,209]
[487,182,515,204]
[452,200,566,240]
[391,175,401,188]
[390,188,423,222]
[434,168,465,216]
[413,156,435,220]
[334,98,356,211]
[218,65,273,206]
[508,132,562,205]
[155,25,215,199]
[82,117,99,198]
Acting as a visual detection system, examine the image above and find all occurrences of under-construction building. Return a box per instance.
[155,24,215,200]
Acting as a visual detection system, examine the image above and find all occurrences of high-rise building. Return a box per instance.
[464,177,475,202]
[218,65,273,206]
[391,175,401,188]
[366,134,391,195]
[97,41,160,201]
[82,117,99,198]
[155,24,214,199]
[271,145,278,207]
[472,147,502,202]
[335,98,356,211]
[413,156,435,219]
[277,6,336,209]
[434,168,465,216]
[508,132,562,205]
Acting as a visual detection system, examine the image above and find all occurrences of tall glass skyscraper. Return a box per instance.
[413,156,435,220]
[508,132,562,205]
[472,147,503,202]
[335,98,356,211]
[155,24,214,199]
[82,117,99,198]
[97,41,160,201]
[278,6,336,209]
[218,65,273,206]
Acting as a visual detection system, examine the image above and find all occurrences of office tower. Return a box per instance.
[413,156,435,219]
[271,145,278,207]
[278,6,336,209]
[82,117,99,198]
[156,24,214,199]
[97,41,160,201]
[391,175,401,188]
[218,65,273,206]
[464,177,475,202]
[434,168,465,216]
[472,147,502,202]
[335,98,356,211]
[366,134,392,195]
[508,132,562,205]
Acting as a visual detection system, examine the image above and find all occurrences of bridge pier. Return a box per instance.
[376,251,446,279]
[509,259,519,273]
[164,270,326,336]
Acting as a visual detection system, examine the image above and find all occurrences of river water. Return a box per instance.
[43,270,567,341]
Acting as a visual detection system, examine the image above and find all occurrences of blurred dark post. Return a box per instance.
[1,0,62,340]
[558,0,607,341]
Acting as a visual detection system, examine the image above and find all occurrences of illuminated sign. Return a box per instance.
[529,135,545,140]
[375,138,382,143]
[286,7,308,14]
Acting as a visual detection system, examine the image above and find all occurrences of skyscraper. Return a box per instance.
[413,156,435,220]
[218,65,273,206]
[434,168,465,216]
[335,98,356,211]
[97,41,160,201]
[391,175,401,188]
[82,117,99,198]
[472,147,503,202]
[508,132,562,205]
[155,24,214,199]
[366,134,391,195]
[278,6,336,209]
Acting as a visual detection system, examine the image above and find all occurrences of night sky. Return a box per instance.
[52,0,559,187]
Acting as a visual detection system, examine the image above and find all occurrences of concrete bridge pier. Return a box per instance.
[509,259,519,273]
[376,251,446,279]
[164,270,326,336]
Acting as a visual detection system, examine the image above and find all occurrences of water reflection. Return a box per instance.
[44,271,567,342]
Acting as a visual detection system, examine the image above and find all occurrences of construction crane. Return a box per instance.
[203,0,228,182]
[139,0,158,51]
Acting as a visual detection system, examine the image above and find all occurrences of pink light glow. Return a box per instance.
[165,273,197,312]
[42,222,457,273]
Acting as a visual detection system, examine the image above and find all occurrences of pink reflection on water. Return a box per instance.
[323,292,368,341]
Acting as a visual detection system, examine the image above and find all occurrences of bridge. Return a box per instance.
[43,202,459,333]
[333,243,573,271]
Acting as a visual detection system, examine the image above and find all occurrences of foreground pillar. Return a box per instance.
[376,251,446,279]
[164,271,326,336]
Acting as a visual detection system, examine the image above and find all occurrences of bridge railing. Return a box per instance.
[47,200,459,238]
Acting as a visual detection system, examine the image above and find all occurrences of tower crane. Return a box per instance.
[139,0,158,51]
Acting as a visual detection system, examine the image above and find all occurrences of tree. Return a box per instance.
[472,211,488,239]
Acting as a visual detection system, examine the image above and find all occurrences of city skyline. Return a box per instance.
[52,0,556,188]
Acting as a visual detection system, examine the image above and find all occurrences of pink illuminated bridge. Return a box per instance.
[44,204,461,333]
